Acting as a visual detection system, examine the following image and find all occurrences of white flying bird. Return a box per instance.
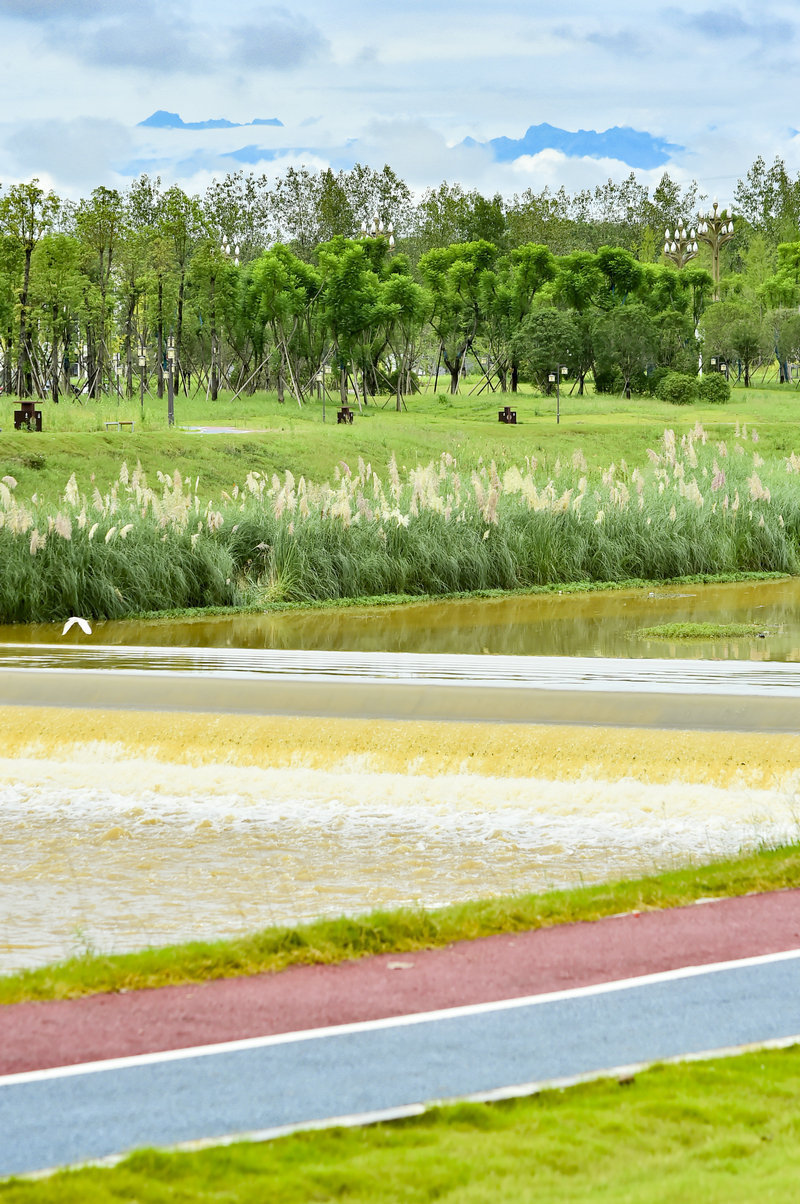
[62,617,92,636]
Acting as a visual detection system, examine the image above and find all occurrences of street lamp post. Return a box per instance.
[663,222,698,269]
[221,233,240,267]
[137,349,146,415]
[360,213,395,248]
[113,352,122,401]
[698,199,734,300]
[548,364,569,424]
[166,335,176,427]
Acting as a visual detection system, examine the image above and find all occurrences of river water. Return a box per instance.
[2,580,799,973]
[3,577,800,660]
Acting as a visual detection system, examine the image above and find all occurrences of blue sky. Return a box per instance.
[0,0,798,207]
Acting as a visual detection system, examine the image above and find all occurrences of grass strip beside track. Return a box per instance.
[3,1047,800,1200]
[1,843,799,1006]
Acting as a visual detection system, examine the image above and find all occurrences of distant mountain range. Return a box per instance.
[120,117,680,180]
[138,111,283,131]
[463,123,680,170]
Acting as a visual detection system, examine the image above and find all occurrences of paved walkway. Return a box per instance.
[3,890,799,1076]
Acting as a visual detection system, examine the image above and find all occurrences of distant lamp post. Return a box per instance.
[548,364,569,425]
[360,213,395,249]
[113,352,122,400]
[166,335,176,427]
[698,199,734,299]
[137,349,147,415]
[221,233,240,266]
[663,222,698,269]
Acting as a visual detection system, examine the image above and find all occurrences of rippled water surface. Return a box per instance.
[2,578,800,661]
[3,579,800,974]
[3,754,798,973]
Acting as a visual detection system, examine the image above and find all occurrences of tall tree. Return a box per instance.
[76,185,124,396]
[419,240,499,393]
[29,233,84,403]
[0,179,60,396]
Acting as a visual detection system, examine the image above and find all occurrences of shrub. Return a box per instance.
[698,373,731,404]
[645,366,670,397]
[592,368,618,395]
[656,371,698,406]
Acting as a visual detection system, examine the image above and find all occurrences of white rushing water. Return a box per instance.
[2,756,798,973]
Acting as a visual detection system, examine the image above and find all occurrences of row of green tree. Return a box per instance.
[1,157,799,405]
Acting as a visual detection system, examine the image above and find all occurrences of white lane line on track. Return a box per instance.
[4,947,800,1088]
[16,1032,800,1182]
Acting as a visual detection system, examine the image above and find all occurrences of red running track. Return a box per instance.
[2,890,799,1077]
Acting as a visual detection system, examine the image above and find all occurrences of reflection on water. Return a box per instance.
[2,578,800,661]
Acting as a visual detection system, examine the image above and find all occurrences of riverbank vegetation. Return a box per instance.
[1,840,798,1005]
[1,420,799,623]
[638,621,776,640]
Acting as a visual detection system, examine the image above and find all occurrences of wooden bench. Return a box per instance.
[104,420,135,432]
[337,407,354,424]
[498,406,517,425]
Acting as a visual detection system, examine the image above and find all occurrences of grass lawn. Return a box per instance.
[2,380,800,507]
[3,1047,800,1200]
[2,842,798,1006]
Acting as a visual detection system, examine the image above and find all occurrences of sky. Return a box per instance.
[0,0,798,209]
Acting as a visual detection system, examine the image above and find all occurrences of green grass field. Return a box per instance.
[2,379,799,507]
[4,1047,800,1200]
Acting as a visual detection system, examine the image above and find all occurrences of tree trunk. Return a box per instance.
[2,328,13,396]
[210,274,218,402]
[511,361,519,393]
[50,306,59,404]
[86,328,97,400]
[177,273,186,394]
[157,276,165,399]
[17,247,33,398]
[124,297,134,399]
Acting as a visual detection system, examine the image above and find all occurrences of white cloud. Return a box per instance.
[2,117,132,187]
[228,9,328,69]
[0,0,798,199]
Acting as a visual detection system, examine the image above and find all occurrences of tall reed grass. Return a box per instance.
[1,422,799,622]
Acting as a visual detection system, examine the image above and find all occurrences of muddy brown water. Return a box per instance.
[2,578,800,661]
[3,578,800,973]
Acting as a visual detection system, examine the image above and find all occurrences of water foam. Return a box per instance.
[2,758,798,973]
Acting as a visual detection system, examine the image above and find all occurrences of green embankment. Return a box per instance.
[1,381,797,505]
[2,383,800,623]
[2,842,798,1005]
